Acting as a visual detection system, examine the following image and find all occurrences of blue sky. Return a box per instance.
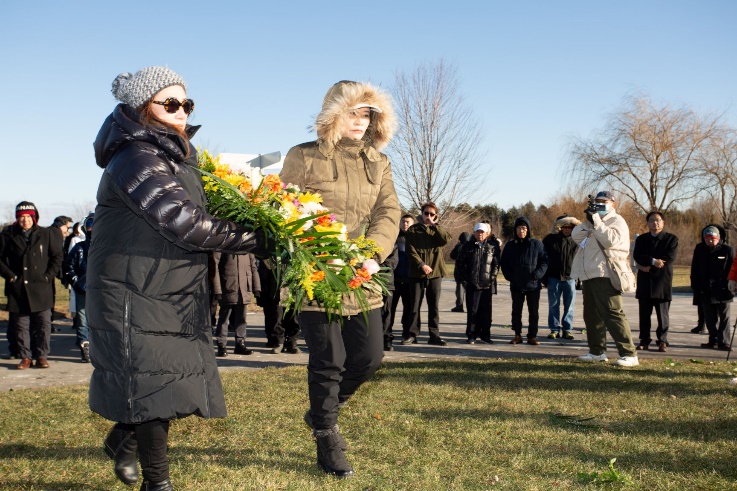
[1,0,735,225]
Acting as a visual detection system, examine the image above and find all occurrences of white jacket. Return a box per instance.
[570,209,630,281]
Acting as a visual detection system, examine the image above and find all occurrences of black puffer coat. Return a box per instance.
[88,104,266,424]
[690,224,734,304]
[456,238,500,291]
[62,238,90,295]
[0,224,62,312]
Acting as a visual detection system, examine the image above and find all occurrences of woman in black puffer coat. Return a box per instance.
[88,66,268,491]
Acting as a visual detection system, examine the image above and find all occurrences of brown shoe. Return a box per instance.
[509,335,523,344]
[35,358,50,369]
[657,341,667,352]
[16,358,32,370]
[527,337,540,345]
[636,343,650,351]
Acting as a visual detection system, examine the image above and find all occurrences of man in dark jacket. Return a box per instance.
[542,214,580,340]
[0,201,63,369]
[500,216,548,345]
[456,223,500,343]
[62,214,94,362]
[690,224,734,351]
[49,215,72,332]
[405,202,453,346]
[633,211,679,352]
[214,252,261,356]
[449,231,472,313]
[389,214,415,347]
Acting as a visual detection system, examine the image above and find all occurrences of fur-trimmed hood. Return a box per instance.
[551,214,581,234]
[313,80,397,153]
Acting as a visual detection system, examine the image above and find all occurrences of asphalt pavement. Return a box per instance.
[1,279,731,392]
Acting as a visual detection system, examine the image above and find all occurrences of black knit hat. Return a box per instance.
[15,201,39,225]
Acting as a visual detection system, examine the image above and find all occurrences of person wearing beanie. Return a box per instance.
[88,67,271,491]
[632,211,679,352]
[691,223,734,351]
[570,190,639,367]
[280,80,400,478]
[0,201,63,369]
[542,214,581,340]
[500,216,548,345]
[455,222,501,343]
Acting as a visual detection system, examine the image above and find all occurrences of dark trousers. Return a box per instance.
[263,297,301,347]
[381,292,394,343]
[301,309,383,429]
[390,280,413,340]
[510,288,540,338]
[638,298,671,345]
[701,299,731,346]
[466,286,492,341]
[215,304,247,346]
[115,420,171,483]
[454,280,466,309]
[15,309,51,359]
[408,277,441,339]
[6,313,19,357]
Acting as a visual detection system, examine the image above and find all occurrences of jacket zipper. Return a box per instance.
[124,291,133,411]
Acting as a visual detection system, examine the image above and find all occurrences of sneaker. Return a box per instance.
[401,336,417,345]
[466,339,475,344]
[547,332,559,339]
[577,352,608,362]
[562,332,574,340]
[614,356,639,367]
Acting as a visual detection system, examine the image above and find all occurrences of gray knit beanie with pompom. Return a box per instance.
[111,66,186,110]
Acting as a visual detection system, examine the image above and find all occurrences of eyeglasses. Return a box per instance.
[152,98,195,115]
[423,211,436,217]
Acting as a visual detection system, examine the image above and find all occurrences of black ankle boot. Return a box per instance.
[304,410,347,450]
[315,428,354,478]
[139,479,173,491]
[216,344,228,357]
[104,425,139,485]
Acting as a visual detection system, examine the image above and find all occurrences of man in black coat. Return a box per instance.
[500,216,548,345]
[456,223,500,344]
[690,224,734,351]
[633,211,679,352]
[0,201,63,369]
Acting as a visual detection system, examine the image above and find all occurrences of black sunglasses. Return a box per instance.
[152,98,195,115]
[423,211,436,217]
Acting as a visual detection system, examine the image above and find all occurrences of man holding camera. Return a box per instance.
[571,191,638,367]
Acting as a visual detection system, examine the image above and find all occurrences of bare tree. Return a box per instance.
[389,60,486,216]
[699,128,737,237]
[565,92,723,213]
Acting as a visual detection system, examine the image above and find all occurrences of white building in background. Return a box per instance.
[217,152,284,175]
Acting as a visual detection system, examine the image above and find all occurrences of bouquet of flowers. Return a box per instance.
[197,149,388,319]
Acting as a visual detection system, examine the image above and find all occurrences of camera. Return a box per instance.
[586,195,607,213]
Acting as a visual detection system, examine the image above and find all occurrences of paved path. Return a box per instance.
[1,280,731,391]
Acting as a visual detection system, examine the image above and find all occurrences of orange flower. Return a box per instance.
[348,277,364,289]
[356,267,372,280]
[316,215,333,227]
[310,270,326,282]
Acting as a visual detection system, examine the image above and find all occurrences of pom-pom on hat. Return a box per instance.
[111,66,186,110]
[15,201,39,225]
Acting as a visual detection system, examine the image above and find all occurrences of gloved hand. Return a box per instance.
[214,294,222,301]
[729,280,737,293]
[253,291,261,299]
[585,210,595,224]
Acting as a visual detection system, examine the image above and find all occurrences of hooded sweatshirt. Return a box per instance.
[692,223,734,303]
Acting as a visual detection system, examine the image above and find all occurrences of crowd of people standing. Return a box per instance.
[1,64,734,488]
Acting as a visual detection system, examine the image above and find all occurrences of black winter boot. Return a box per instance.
[304,410,347,450]
[216,344,228,357]
[233,341,253,355]
[139,479,173,491]
[104,424,139,485]
[314,428,354,478]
